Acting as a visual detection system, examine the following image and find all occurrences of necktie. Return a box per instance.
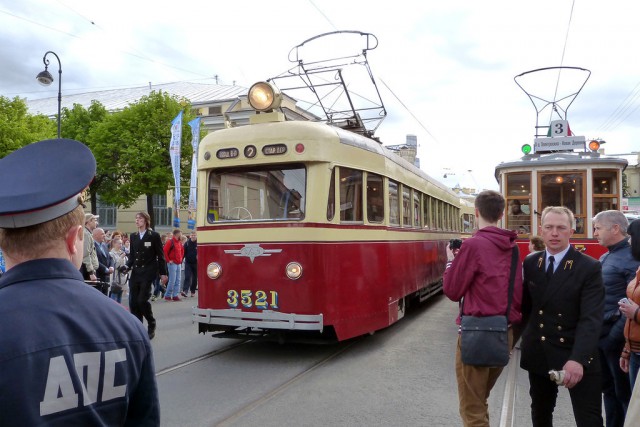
[546,256,555,279]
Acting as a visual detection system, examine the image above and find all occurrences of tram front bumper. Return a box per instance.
[192,308,324,332]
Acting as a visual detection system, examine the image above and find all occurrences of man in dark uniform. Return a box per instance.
[125,212,168,340]
[0,139,159,426]
[520,206,605,427]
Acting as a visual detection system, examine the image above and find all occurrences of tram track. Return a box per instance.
[155,339,252,377]
[213,337,363,427]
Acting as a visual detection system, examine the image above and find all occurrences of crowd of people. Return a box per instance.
[445,191,640,427]
[78,214,198,309]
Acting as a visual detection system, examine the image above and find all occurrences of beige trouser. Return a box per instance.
[454,329,514,427]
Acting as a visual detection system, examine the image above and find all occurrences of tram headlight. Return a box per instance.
[207,262,222,280]
[285,262,303,280]
[588,140,600,152]
[248,81,282,112]
[521,144,532,155]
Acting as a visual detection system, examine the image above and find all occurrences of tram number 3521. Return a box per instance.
[227,289,279,310]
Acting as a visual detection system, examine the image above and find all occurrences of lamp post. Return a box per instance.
[36,51,62,138]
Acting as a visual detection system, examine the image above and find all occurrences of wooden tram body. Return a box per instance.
[192,118,467,341]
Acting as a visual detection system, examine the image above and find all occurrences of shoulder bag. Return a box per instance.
[459,246,518,367]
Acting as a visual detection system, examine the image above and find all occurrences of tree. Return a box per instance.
[92,91,196,228]
[61,101,109,213]
[0,96,55,158]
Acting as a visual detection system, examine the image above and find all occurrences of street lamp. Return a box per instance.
[36,51,62,138]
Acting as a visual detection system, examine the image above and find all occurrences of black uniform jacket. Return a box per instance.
[126,229,167,282]
[520,246,604,375]
[94,241,111,283]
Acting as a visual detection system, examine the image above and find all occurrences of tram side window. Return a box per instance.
[506,172,531,235]
[402,185,412,227]
[593,170,620,215]
[327,168,336,221]
[339,167,363,222]
[366,172,384,223]
[540,172,585,235]
[413,191,421,228]
[389,180,400,226]
[423,195,431,230]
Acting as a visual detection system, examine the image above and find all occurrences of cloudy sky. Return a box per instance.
[1,0,639,191]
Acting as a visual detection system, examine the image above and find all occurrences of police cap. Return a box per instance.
[0,138,96,228]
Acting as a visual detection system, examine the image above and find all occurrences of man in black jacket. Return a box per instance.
[93,227,113,293]
[182,231,198,297]
[125,212,168,340]
[520,206,605,427]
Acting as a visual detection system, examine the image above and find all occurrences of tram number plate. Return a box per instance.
[227,290,279,310]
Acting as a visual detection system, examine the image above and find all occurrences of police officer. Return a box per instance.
[0,139,160,426]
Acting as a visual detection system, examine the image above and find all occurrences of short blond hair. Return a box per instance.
[0,205,84,259]
[540,206,575,228]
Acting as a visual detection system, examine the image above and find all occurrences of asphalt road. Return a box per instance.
[132,293,576,427]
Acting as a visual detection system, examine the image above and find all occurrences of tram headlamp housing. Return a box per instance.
[285,262,303,280]
[521,144,532,155]
[588,140,600,152]
[207,262,222,280]
[248,81,282,112]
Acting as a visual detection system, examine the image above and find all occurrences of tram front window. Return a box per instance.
[539,172,585,234]
[207,165,306,222]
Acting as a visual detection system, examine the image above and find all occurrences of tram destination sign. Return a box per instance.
[533,136,586,152]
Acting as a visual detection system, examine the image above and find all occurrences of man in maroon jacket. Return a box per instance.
[443,190,523,427]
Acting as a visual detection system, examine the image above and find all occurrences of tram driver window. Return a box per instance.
[592,170,620,215]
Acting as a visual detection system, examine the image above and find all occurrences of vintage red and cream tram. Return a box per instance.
[190,86,470,341]
[496,66,629,258]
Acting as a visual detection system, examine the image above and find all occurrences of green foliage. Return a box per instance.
[1,92,199,224]
[91,91,196,211]
[0,96,55,158]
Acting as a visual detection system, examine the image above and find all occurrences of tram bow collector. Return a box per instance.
[192,31,471,342]
[496,66,628,259]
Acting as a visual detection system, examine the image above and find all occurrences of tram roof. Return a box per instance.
[495,151,628,179]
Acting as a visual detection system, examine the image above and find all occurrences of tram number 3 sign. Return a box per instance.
[227,289,279,310]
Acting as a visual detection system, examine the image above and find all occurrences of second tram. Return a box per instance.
[496,66,629,258]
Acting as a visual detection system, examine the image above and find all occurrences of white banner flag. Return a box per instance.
[187,117,201,229]
[170,111,183,227]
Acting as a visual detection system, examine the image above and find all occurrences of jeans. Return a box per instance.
[110,290,123,303]
[630,352,640,390]
[600,347,631,427]
[183,262,197,294]
[152,275,164,297]
[165,262,181,298]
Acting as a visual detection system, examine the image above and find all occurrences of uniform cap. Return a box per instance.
[0,139,96,228]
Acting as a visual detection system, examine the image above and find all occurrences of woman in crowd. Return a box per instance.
[108,236,129,303]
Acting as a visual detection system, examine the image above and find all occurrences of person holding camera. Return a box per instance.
[443,190,523,427]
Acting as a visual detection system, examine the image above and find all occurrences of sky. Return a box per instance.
[1,0,640,192]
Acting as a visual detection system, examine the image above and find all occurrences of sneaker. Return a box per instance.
[172,296,181,301]
[190,292,196,297]
[164,296,172,301]
[180,291,188,298]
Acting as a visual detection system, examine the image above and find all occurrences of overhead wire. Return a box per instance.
[550,0,575,124]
